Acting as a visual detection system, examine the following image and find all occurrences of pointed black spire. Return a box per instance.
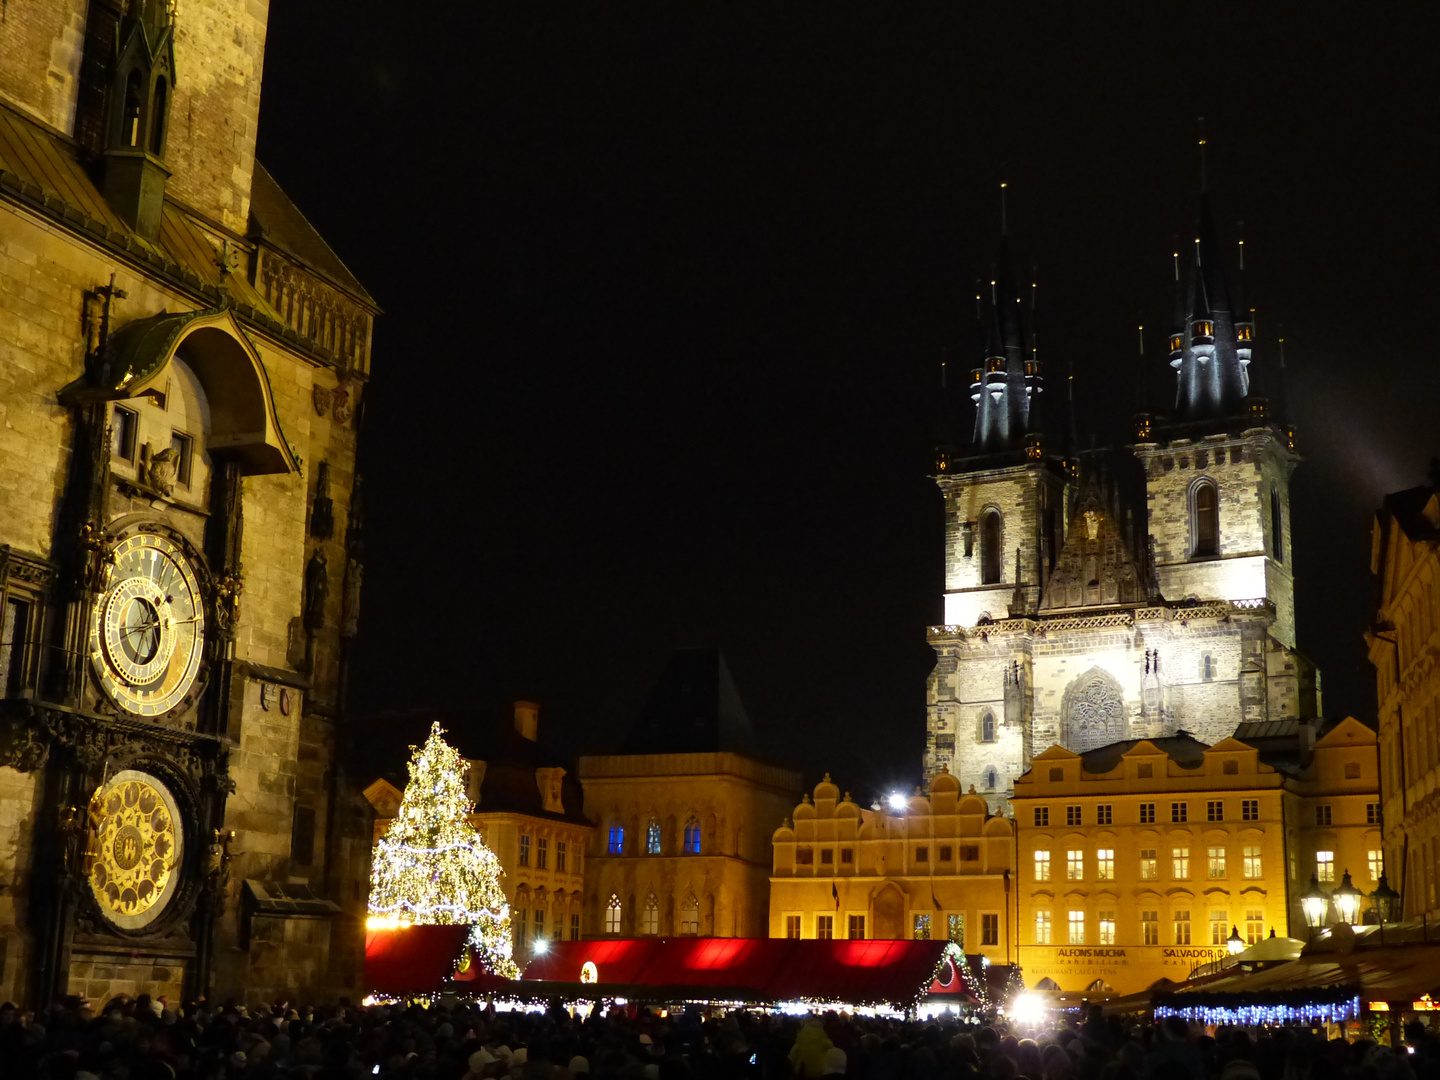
[971,190,1041,454]
[1167,194,1249,421]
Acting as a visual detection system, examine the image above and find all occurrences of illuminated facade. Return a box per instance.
[0,2,377,1005]
[769,772,1015,965]
[1368,472,1440,919]
[362,703,593,965]
[927,194,1316,809]
[1011,718,1382,996]
[578,648,801,939]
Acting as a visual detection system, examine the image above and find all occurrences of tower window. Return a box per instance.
[123,69,144,147]
[980,511,1002,585]
[980,711,996,743]
[1271,489,1283,563]
[1191,480,1219,558]
[150,78,168,156]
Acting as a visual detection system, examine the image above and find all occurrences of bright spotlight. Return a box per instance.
[532,937,549,954]
[1009,993,1046,1025]
[887,793,907,812]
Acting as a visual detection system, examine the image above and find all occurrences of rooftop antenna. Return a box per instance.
[1238,219,1246,270]
[1173,237,1181,280]
[1198,116,1208,193]
[1000,180,1008,237]
[975,280,983,322]
[1137,324,1147,411]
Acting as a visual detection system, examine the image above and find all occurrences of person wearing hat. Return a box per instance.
[566,1055,590,1076]
[820,1046,847,1076]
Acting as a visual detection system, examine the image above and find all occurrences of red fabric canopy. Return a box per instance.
[365,924,471,995]
[519,938,971,1006]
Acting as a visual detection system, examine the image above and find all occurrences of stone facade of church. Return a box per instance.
[0,1,377,1006]
[927,203,1318,810]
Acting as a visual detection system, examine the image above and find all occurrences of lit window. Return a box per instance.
[1140,849,1158,880]
[1316,851,1335,884]
[1068,910,1085,945]
[1210,910,1228,946]
[1172,847,1190,879]
[1142,910,1159,945]
[1139,803,1155,824]
[604,894,622,934]
[1242,799,1259,821]
[519,834,531,866]
[1066,805,1082,826]
[556,840,567,872]
[1246,909,1264,945]
[111,406,138,460]
[1035,911,1052,944]
[1368,849,1384,881]
[1171,802,1188,823]
[1096,804,1112,825]
[1098,911,1116,945]
[786,915,801,939]
[982,913,999,945]
[684,816,702,853]
[815,914,833,940]
[680,895,699,935]
[1096,849,1114,880]
[1243,845,1262,878]
[1208,846,1226,878]
[1034,850,1051,881]
[1034,807,1050,827]
[913,914,931,940]
[641,895,659,935]
[1207,800,1223,822]
[607,825,624,854]
[646,819,661,854]
[948,913,965,946]
[1174,910,1191,945]
[1066,849,1083,881]
[1315,805,1332,826]
[848,914,866,940]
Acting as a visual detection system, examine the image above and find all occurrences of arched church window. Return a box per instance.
[642,894,659,935]
[646,819,661,854]
[604,894,622,934]
[123,69,143,146]
[1192,481,1219,558]
[680,894,700,935]
[1201,654,1213,681]
[980,711,996,743]
[150,78,168,155]
[982,767,997,791]
[980,511,1002,585]
[683,817,701,854]
[1271,489,1283,563]
[1064,669,1125,753]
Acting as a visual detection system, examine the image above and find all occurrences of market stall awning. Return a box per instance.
[366,924,471,995]
[1171,943,1440,1002]
[514,938,972,1007]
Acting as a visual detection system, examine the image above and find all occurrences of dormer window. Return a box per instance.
[1170,334,1183,352]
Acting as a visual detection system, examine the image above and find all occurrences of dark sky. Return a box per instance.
[255,5,1438,800]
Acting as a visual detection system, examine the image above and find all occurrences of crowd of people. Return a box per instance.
[2,994,1437,1080]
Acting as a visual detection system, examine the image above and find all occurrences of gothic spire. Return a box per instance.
[970,214,1042,452]
[1168,194,1249,421]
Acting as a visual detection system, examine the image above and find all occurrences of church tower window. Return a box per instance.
[683,816,701,854]
[150,79,169,156]
[980,511,1002,584]
[980,711,996,743]
[646,819,661,854]
[605,894,622,933]
[1191,480,1219,558]
[1271,489,1283,562]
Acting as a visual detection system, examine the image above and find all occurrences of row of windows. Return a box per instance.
[1035,907,1268,947]
[606,818,703,856]
[1032,799,1262,826]
[794,843,981,867]
[1034,846,1383,883]
[517,835,576,871]
[782,912,1002,946]
[512,908,582,948]
[604,893,703,936]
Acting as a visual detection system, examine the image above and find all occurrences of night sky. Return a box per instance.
[255,6,1438,799]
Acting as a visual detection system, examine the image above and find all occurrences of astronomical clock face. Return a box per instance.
[90,532,205,717]
[88,770,185,930]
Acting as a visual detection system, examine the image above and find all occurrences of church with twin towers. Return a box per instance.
[925,186,1319,809]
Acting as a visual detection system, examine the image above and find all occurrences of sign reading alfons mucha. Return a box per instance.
[89,532,206,717]
[88,771,186,930]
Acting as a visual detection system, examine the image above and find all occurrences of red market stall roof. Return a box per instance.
[513,938,973,1007]
[366,924,472,995]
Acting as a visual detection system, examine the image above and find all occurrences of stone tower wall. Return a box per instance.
[0,0,88,134]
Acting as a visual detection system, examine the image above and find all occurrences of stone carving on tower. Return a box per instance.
[926,182,1318,811]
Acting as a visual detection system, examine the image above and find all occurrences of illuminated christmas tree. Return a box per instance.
[369,722,519,978]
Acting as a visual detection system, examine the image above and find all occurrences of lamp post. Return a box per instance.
[1371,874,1400,923]
[1227,925,1245,955]
[1300,875,1331,940]
[1333,871,1364,926]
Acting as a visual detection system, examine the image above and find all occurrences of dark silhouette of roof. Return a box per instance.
[1078,733,1209,774]
[248,163,376,307]
[618,648,759,756]
[1383,484,1440,543]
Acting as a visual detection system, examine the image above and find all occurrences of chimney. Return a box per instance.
[513,700,539,741]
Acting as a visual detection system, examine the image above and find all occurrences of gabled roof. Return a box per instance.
[248,162,377,307]
[618,648,759,756]
[1080,734,1210,774]
[1312,715,1377,748]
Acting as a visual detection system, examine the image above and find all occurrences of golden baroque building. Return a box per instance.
[927,193,1317,810]
[1009,718,1382,996]
[1368,469,1440,919]
[578,649,801,939]
[362,704,594,966]
[0,1,377,1005]
[769,772,1016,964]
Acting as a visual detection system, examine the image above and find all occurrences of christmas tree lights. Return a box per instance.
[368,722,520,978]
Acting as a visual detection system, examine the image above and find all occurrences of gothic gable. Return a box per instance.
[1040,484,1146,611]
